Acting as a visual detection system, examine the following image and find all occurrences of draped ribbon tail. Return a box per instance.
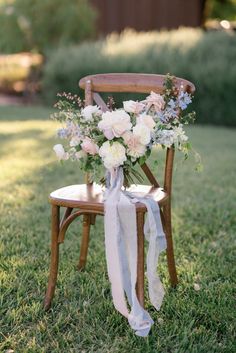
[104,167,167,336]
[143,199,167,310]
[118,192,154,337]
[104,168,129,318]
[126,192,167,311]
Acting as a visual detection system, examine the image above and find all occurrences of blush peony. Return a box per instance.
[98,109,132,140]
[123,131,146,159]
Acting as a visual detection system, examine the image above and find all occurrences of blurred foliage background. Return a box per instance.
[42,28,236,126]
[0,0,235,54]
[0,0,96,53]
[0,0,235,126]
[207,0,236,20]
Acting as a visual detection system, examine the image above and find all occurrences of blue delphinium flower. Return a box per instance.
[156,111,168,123]
[178,92,192,110]
[156,107,178,123]
[57,128,69,139]
[168,99,176,110]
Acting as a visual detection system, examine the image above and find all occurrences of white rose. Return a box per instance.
[81,105,101,121]
[133,123,151,145]
[173,125,188,143]
[75,150,87,160]
[136,113,155,131]
[53,144,69,160]
[98,109,132,139]
[99,141,127,170]
[123,100,145,114]
[69,136,81,147]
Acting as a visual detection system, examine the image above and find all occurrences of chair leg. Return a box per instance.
[44,204,60,310]
[136,212,145,308]
[77,214,91,270]
[162,202,178,287]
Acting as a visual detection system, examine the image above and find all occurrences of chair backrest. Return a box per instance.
[79,73,195,195]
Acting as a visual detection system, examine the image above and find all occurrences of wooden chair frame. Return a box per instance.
[44,73,195,310]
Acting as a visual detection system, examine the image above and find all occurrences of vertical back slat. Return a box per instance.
[85,80,93,184]
[85,79,93,105]
[93,92,109,112]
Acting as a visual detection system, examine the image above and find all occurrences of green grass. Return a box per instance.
[0,105,235,353]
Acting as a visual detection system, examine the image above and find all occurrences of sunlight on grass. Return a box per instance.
[0,120,59,188]
[0,120,57,134]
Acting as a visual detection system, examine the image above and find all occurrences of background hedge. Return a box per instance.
[0,0,96,54]
[208,0,236,20]
[43,28,236,126]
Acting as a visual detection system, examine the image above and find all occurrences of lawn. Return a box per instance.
[0,105,235,353]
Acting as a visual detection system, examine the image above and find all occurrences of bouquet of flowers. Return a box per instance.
[52,74,196,186]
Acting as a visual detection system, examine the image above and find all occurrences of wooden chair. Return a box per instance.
[44,73,195,310]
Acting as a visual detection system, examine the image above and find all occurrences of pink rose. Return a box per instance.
[145,91,165,112]
[123,100,145,114]
[81,137,99,155]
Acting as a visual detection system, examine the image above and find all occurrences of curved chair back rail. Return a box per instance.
[79,73,195,94]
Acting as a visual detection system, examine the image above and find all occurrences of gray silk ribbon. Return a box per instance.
[104,167,167,337]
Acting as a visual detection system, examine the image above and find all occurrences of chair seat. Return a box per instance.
[49,183,169,212]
